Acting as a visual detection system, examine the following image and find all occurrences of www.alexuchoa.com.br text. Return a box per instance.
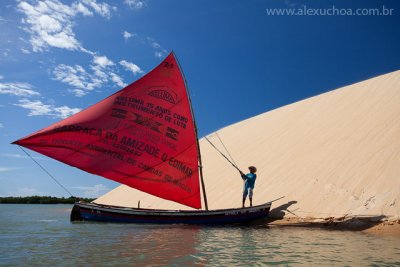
[266,5,394,16]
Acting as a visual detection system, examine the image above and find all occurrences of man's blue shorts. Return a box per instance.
[243,187,253,198]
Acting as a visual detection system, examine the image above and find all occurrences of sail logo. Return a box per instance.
[166,127,179,141]
[147,86,178,104]
[129,112,180,141]
[130,112,164,134]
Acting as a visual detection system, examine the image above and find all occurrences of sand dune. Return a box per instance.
[95,70,400,219]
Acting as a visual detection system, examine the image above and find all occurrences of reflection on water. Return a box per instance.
[1,205,399,266]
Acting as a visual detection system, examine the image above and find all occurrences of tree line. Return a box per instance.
[0,196,95,204]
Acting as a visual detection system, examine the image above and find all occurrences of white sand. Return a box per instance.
[96,70,400,219]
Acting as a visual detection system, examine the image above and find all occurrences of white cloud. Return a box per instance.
[0,75,3,80]
[18,0,81,52]
[0,123,3,129]
[110,73,127,88]
[0,78,80,118]
[81,0,112,19]
[53,105,82,118]
[21,48,31,54]
[119,60,143,75]
[93,55,114,68]
[151,42,161,49]
[53,64,103,96]
[54,64,89,87]
[90,64,108,80]
[71,89,85,97]
[73,184,110,198]
[17,1,124,96]
[54,54,137,96]
[146,37,167,58]
[14,99,53,116]
[14,99,81,118]
[17,0,114,52]
[0,167,20,172]
[1,153,25,158]
[73,2,93,16]
[123,30,135,40]
[0,82,40,97]
[1,153,42,160]
[155,51,163,58]
[124,0,146,10]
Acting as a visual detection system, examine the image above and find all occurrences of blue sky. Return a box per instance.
[1,0,399,198]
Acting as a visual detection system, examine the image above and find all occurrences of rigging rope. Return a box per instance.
[204,136,241,172]
[215,132,238,168]
[17,146,74,197]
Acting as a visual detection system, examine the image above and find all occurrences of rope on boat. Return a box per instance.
[269,196,285,203]
[204,136,242,172]
[18,146,74,197]
[215,132,238,167]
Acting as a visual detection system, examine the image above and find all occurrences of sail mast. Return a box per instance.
[174,52,209,211]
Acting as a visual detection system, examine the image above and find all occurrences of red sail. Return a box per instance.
[13,53,201,209]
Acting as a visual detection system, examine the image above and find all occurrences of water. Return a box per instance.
[0,205,399,266]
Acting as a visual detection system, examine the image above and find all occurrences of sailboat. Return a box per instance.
[13,52,272,224]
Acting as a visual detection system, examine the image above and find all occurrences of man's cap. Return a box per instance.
[248,166,257,172]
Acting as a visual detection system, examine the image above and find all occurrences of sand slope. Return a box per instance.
[95,70,400,219]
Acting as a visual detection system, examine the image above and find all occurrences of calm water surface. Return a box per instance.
[0,205,399,266]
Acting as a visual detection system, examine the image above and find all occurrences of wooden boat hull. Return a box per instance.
[71,202,271,224]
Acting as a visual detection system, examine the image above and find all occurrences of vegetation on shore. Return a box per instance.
[0,196,95,204]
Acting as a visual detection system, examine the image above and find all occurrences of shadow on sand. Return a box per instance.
[265,200,388,231]
[268,200,298,219]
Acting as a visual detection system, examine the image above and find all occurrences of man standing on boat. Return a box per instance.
[240,166,257,208]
